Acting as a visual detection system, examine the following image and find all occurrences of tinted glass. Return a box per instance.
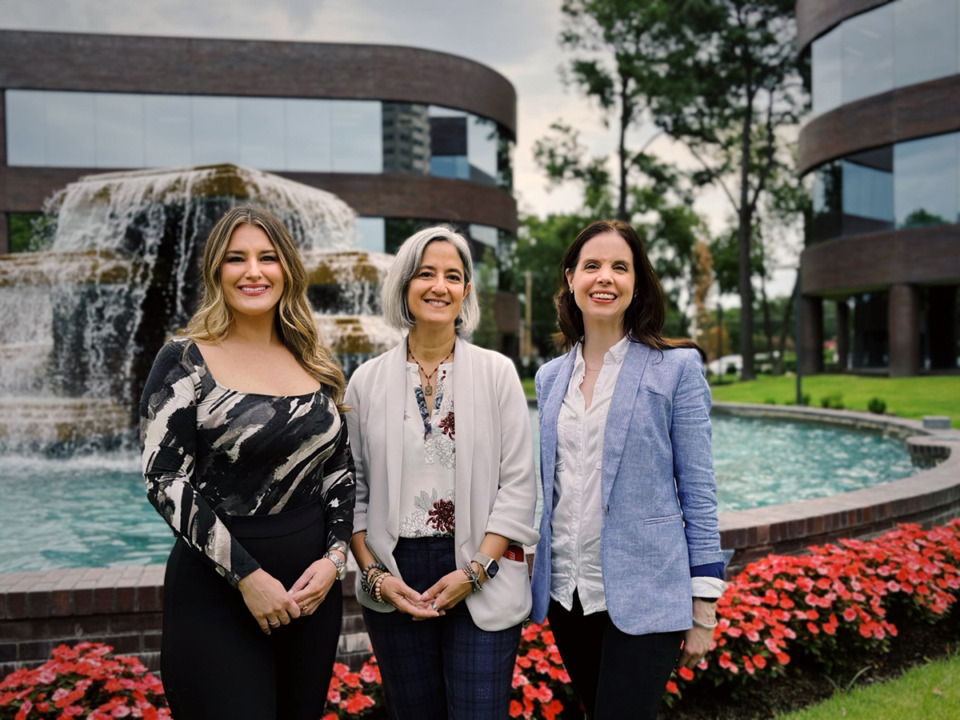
[5,90,46,166]
[191,96,239,165]
[332,101,382,172]
[894,0,957,86]
[842,146,894,236]
[812,28,842,115]
[285,98,332,172]
[468,116,498,184]
[46,92,96,167]
[95,93,145,168]
[842,4,894,104]
[894,134,958,227]
[239,98,285,169]
[355,217,386,253]
[144,95,192,167]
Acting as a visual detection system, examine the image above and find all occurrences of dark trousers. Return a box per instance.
[161,501,342,720]
[548,592,683,720]
[363,537,521,720]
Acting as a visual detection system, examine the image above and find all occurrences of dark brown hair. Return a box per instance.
[554,219,704,359]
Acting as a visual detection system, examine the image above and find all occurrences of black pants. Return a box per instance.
[161,501,342,720]
[548,593,683,720]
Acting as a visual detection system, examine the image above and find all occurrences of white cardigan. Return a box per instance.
[345,337,540,631]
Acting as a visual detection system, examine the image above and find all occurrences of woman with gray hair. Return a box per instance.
[346,225,539,719]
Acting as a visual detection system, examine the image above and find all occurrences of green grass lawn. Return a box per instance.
[777,655,960,719]
[710,374,960,429]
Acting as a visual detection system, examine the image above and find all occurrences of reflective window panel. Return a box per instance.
[812,29,842,116]
[894,0,957,86]
[842,3,894,105]
[894,134,958,228]
[355,217,386,253]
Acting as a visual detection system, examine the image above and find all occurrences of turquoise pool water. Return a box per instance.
[0,413,916,573]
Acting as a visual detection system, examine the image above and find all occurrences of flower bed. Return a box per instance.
[0,642,169,719]
[669,520,960,703]
[5,521,958,719]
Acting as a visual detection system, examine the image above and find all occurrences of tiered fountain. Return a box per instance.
[0,164,401,455]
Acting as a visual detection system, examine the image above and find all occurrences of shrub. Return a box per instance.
[819,393,844,409]
[868,397,887,415]
[0,642,170,719]
[800,392,811,407]
[763,398,777,405]
[667,520,960,702]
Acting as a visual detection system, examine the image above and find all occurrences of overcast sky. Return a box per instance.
[0,0,798,298]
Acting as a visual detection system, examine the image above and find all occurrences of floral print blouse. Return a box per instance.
[398,360,456,537]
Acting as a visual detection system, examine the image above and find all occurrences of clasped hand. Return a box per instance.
[238,558,338,634]
[378,569,473,619]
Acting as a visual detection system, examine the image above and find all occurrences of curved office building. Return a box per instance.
[0,30,517,269]
[798,0,960,375]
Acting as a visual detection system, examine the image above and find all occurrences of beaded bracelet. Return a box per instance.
[371,571,391,605]
[365,568,385,598]
[460,564,483,593]
[360,562,387,595]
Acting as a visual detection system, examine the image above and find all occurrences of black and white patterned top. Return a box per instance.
[140,339,354,587]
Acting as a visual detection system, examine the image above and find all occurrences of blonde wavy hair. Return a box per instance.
[181,205,346,411]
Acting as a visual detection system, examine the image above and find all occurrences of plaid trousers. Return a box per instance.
[362,537,521,720]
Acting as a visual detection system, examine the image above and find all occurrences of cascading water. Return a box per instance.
[0,163,399,456]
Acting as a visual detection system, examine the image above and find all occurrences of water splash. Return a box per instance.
[0,164,399,456]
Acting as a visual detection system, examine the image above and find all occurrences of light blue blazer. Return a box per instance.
[531,341,725,635]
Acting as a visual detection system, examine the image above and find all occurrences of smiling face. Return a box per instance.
[220,223,286,319]
[565,230,636,331]
[406,240,471,330]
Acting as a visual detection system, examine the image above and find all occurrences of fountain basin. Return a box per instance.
[1,405,957,676]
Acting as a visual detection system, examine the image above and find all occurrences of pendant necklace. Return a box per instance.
[408,342,455,396]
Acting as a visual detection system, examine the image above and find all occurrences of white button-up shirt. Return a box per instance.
[549,336,630,615]
[549,337,726,614]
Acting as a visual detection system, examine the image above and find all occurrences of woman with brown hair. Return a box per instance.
[140,205,354,720]
[531,219,726,720]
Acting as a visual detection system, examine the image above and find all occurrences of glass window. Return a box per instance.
[331,100,382,172]
[469,223,498,249]
[812,161,843,242]
[239,97,286,170]
[842,146,893,235]
[45,91,96,167]
[95,93,145,168]
[5,90,46,166]
[852,291,889,369]
[285,98,332,172]
[191,96,239,165]
[894,0,957,86]
[355,217,385,253]
[144,95,192,167]
[895,134,958,227]
[430,155,469,179]
[842,3,894,104]
[812,27,842,116]
[468,116,498,184]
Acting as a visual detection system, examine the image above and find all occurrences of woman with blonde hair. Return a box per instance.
[346,225,539,719]
[140,205,354,720]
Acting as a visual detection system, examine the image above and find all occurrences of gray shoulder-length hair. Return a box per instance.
[381,225,479,335]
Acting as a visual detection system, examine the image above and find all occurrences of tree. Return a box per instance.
[531,123,707,344]
[556,0,676,220]
[648,0,805,379]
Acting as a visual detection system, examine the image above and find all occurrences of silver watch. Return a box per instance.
[323,552,347,581]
